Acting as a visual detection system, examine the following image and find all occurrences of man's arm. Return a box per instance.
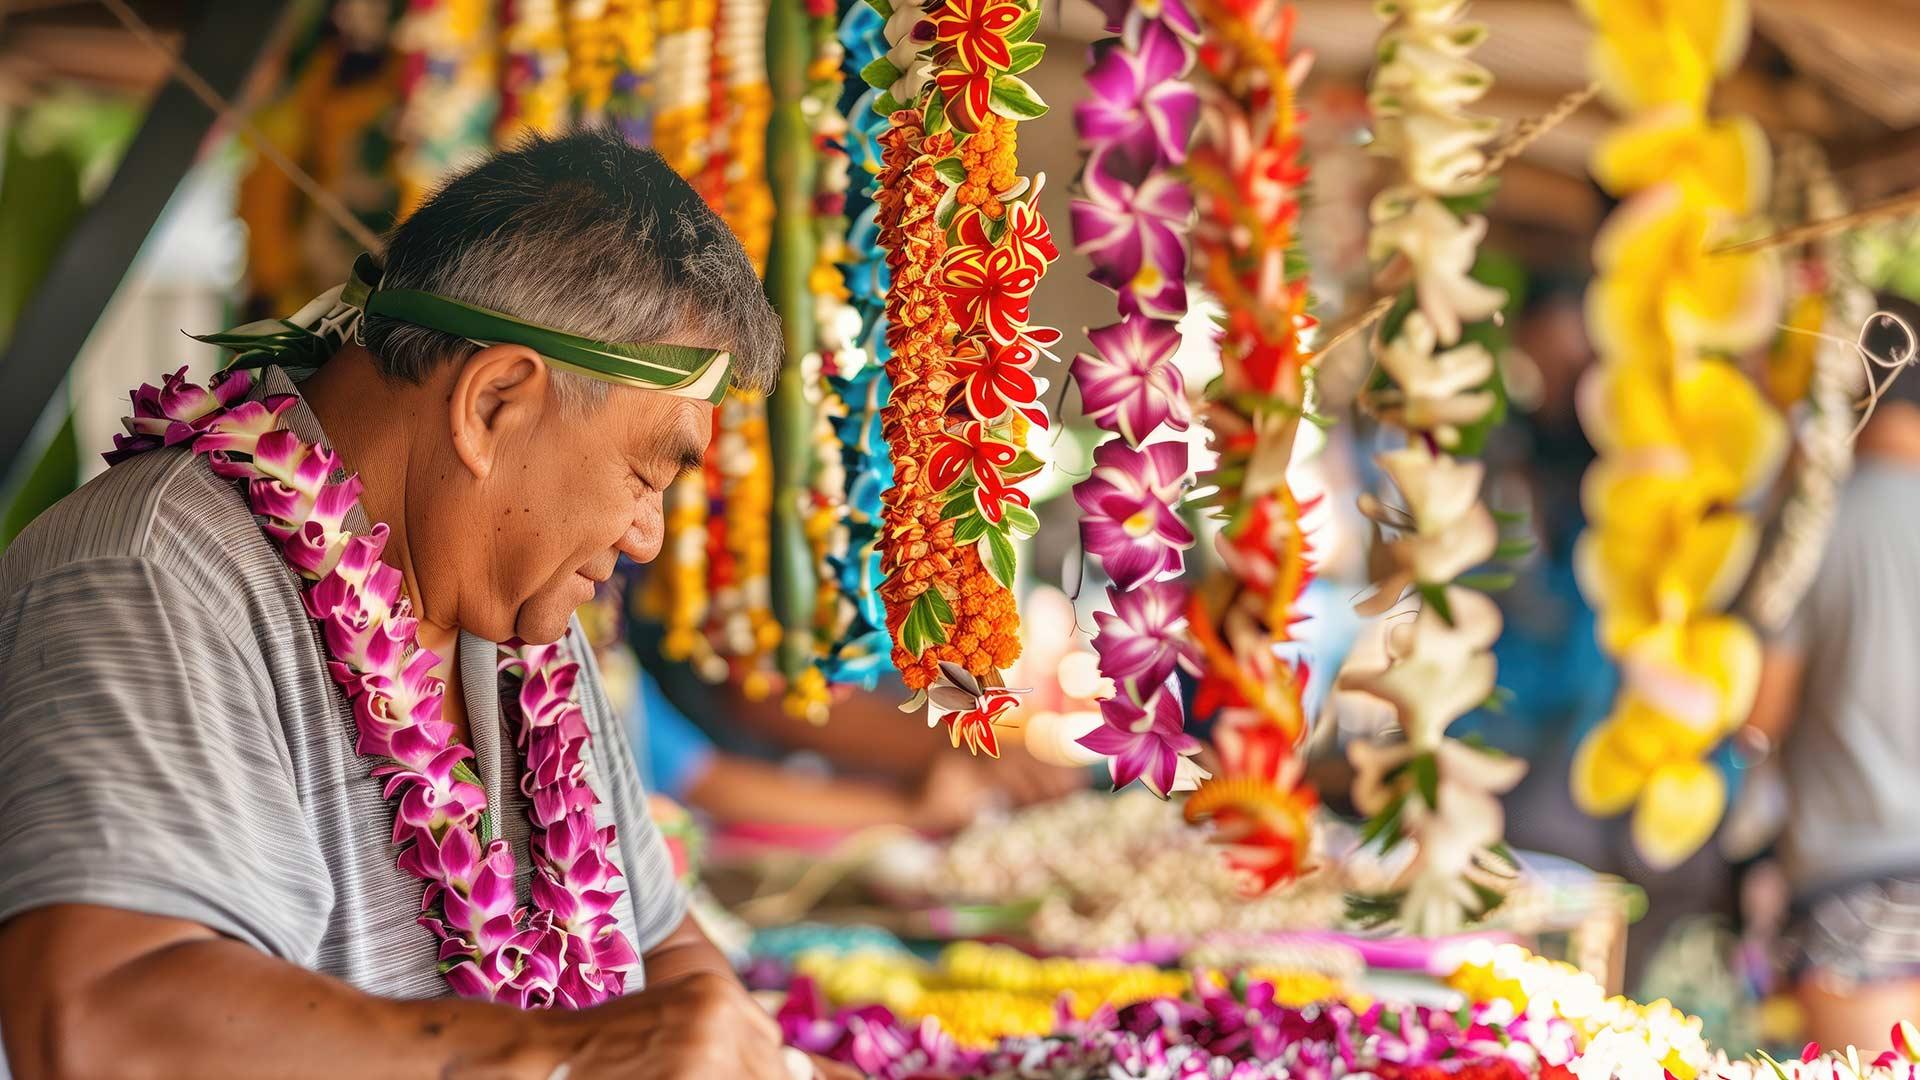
[0,905,798,1080]
[1745,643,1807,746]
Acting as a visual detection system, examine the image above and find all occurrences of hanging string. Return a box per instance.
[1778,309,1920,442]
[96,0,389,256]
[1715,186,1920,257]
[1472,80,1599,181]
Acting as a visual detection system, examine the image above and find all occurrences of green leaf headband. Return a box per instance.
[199,253,734,404]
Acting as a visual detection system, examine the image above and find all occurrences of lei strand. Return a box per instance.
[564,0,653,122]
[1568,0,1783,870]
[1065,0,1204,801]
[643,0,725,680]
[1336,0,1524,937]
[1178,0,1320,893]
[497,0,573,142]
[105,367,637,1007]
[815,0,900,693]
[865,0,1057,752]
[782,0,860,724]
[392,0,499,217]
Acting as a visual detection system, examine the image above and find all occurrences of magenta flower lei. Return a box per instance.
[106,366,638,1008]
[1067,0,1202,798]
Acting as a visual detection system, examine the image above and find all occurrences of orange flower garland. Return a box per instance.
[875,115,965,691]
[1181,0,1321,890]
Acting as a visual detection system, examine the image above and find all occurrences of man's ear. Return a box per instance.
[448,344,551,481]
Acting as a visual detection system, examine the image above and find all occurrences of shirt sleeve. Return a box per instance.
[0,558,332,961]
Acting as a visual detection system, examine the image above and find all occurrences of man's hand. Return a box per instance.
[552,970,794,1078]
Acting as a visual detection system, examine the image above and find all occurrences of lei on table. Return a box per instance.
[564,0,654,127]
[392,0,499,216]
[1065,0,1206,803]
[497,0,573,141]
[815,0,901,693]
[780,968,1577,1080]
[1568,0,1784,870]
[104,368,637,1007]
[1335,0,1524,937]
[1178,0,1322,894]
[1449,943,1711,1080]
[862,0,1057,748]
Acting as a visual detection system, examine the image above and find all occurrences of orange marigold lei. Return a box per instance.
[1182,0,1320,891]
[875,114,963,692]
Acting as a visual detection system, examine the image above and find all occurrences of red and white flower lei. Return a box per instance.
[105,367,639,1008]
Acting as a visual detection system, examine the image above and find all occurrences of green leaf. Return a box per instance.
[873,91,904,117]
[1456,1005,1476,1031]
[1456,571,1517,592]
[942,488,979,521]
[1004,449,1045,478]
[980,528,1017,588]
[1416,582,1454,624]
[861,56,902,92]
[1359,793,1406,851]
[1412,752,1440,809]
[1006,8,1041,42]
[865,0,894,16]
[1493,537,1536,561]
[989,75,1049,121]
[1490,507,1528,526]
[936,185,961,231]
[900,589,954,654]
[923,90,949,135]
[1001,503,1041,538]
[1006,41,1045,74]
[952,513,990,543]
[933,156,968,185]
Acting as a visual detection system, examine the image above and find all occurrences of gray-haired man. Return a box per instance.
[0,130,853,1080]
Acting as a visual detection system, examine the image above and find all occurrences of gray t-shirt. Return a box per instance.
[0,370,686,1053]
[1778,459,1920,894]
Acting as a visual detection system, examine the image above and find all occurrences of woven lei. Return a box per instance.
[1065,0,1205,803]
[393,0,500,217]
[565,0,656,125]
[1569,0,1784,870]
[813,1,900,694]
[1179,0,1321,893]
[105,368,637,1007]
[1336,0,1524,937]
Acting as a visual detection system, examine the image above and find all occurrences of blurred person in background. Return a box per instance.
[1744,295,1920,1049]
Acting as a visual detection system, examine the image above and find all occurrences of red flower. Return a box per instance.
[928,0,1022,73]
[1003,183,1059,269]
[936,69,997,134]
[944,689,1021,757]
[949,338,1047,427]
[942,211,1041,344]
[928,419,1019,491]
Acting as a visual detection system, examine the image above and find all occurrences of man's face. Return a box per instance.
[429,350,713,645]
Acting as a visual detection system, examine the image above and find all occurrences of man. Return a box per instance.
[0,131,853,1079]
[1746,296,1920,1050]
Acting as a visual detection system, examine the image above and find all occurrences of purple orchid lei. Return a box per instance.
[779,971,1577,1080]
[106,366,638,1008]
[1067,0,1204,799]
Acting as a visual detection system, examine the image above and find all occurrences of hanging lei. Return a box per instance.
[496,0,573,143]
[564,0,654,124]
[643,0,726,681]
[392,0,499,217]
[1177,0,1321,893]
[782,0,861,724]
[1335,0,1525,936]
[104,368,637,1007]
[1064,0,1204,801]
[863,0,1057,755]
[814,0,900,694]
[1569,0,1783,870]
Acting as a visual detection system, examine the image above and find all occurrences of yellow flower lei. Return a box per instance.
[393,0,499,217]
[1569,0,1785,870]
[497,0,573,142]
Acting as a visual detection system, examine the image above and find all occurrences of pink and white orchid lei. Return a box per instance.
[1066,0,1206,800]
[106,366,638,1008]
